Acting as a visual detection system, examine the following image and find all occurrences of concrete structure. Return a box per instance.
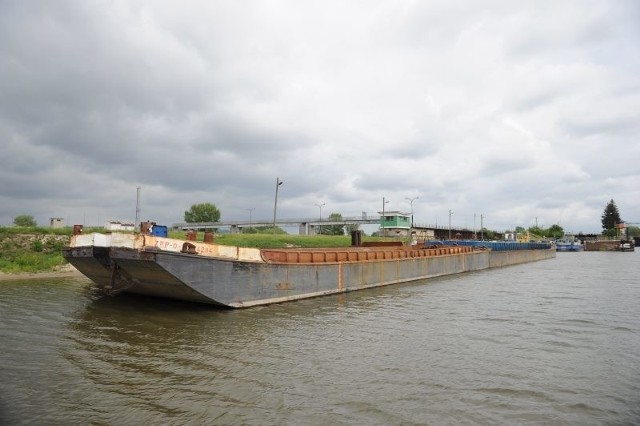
[173,215,382,235]
[584,240,635,251]
[378,211,411,237]
[105,221,135,232]
[50,218,65,228]
[172,216,503,240]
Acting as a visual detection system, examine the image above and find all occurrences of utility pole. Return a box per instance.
[272,177,283,234]
[381,197,389,237]
[480,214,485,240]
[314,202,325,235]
[405,196,419,228]
[135,186,141,231]
[474,213,477,239]
[247,208,255,230]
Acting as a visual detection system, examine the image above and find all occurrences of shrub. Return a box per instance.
[31,240,44,252]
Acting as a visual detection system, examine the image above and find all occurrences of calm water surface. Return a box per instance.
[1,252,639,425]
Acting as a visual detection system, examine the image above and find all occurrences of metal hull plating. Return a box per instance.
[108,248,492,307]
[63,246,112,287]
[64,237,555,308]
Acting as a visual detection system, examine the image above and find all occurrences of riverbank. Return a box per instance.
[0,264,82,281]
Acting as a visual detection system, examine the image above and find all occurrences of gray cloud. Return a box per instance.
[1,0,639,233]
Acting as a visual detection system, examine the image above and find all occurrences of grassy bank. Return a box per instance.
[173,232,379,249]
[1,227,388,274]
[0,229,69,273]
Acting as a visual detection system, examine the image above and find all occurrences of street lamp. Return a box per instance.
[405,196,419,228]
[272,177,283,234]
[247,208,255,230]
[381,197,389,237]
[314,202,325,235]
[474,213,477,239]
[448,209,453,240]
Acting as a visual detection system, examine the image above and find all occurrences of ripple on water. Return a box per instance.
[1,254,640,424]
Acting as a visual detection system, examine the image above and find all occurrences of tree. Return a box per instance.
[345,222,360,235]
[14,215,37,227]
[184,203,221,223]
[320,213,345,235]
[627,226,640,238]
[527,226,545,239]
[601,199,621,231]
[480,228,495,240]
[546,224,564,239]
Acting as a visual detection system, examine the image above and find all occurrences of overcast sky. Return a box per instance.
[1,1,639,233]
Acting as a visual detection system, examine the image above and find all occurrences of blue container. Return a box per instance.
[435,240,551,251]
[151,225,168,238]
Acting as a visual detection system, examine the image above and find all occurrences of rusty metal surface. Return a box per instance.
[100,247,492,307]
[260,245,474,264]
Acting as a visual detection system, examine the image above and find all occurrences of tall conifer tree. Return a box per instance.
[601,199,621,231]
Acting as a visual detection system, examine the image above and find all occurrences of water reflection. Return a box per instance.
[58,280,428,423]
[2,254,639,424]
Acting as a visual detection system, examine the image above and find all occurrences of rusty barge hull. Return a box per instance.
[109,247,491,307]
[63,233,555,308]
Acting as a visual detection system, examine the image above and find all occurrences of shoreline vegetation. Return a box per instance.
[0,226,385,279]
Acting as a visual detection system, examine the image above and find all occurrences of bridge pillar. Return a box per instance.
[230,224,240,234]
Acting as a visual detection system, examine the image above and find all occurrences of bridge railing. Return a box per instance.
[172,215,384,229]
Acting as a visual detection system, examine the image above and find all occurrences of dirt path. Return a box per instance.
[0,264,84,281]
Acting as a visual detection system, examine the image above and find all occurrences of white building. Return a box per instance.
[50,217,64,228]
[105,221,135,232]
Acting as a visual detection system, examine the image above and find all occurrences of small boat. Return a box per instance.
[619,240,635,252]
[63,224,556,308]
[555,236,584,252]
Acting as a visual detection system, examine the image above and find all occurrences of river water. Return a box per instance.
[1,251,639,425]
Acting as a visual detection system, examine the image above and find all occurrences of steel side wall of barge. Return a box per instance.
[107,247,554,308]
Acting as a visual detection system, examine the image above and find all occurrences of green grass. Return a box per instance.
[0,226,105,236]
[0,226,70,236]
[216,234,355,249]
[169,231,388,249]
[0,226,73,273]
[0,252,67,273]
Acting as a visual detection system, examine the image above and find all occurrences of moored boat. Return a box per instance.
[619,240,635,252]
[63,226,555,308]
[555,237,584,252]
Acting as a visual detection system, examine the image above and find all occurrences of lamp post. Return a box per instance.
[314,202,325,235]
[381,197,389,237]
[247,208,255,230]
[474,213,477,239]
[135,186,141,232]
[405,196,419,228]
[448,209,453,240]
[272,177,283,234]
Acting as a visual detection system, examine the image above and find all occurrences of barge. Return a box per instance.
[63,228,555,308]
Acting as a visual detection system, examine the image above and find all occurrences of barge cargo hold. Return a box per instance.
[63,233,555,308]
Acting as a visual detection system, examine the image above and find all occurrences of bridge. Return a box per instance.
[171,215,497,239]
[172,215,383,235]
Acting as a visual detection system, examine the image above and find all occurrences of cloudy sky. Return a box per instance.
[1,0,639,233]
